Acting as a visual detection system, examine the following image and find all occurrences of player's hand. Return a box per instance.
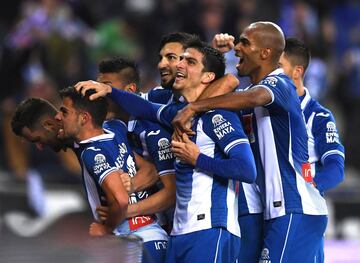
[171,133,200,166]
[172,105,196,139]
[120,172,133,194]
[74,80,112,100]
[212,33,235,53]
[96,205,109,222]
[89,222,111,237]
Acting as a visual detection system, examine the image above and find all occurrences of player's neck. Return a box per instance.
[251,65,278,84]
[181,84,207,102]
[77,126,104,142]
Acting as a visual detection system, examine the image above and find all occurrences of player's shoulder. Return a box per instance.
[307,99,333,119]
[258,69,292,88]
[103,119,128,135]
[145,86,173,104]
[202,109,239,126]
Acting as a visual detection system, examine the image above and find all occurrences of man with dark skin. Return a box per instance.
[171,22,326,262]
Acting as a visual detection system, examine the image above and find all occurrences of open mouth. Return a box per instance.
[236,57,244,69]
[58,127,65,138]
[175,72,185,82]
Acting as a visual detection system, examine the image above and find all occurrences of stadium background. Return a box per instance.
[0,0,359,262]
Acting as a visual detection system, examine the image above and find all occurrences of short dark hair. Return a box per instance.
[158,32,200,52]
[11,98,57,136]
[186,39,225,80]
[59,86,108,128]
[98,57,140,90]
[284,38,311,73]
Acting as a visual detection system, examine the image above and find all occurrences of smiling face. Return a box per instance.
[234,27,262,78]
[173,47,208,101]
[158,42,185,89]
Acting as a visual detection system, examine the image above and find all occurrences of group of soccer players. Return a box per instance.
[11,21,344,263]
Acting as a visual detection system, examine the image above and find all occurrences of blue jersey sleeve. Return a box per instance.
[312,111,345,162]
[145,87,173,104]
[313,154,344,193]
[256,74,295,112]
[81,146,119,186]
[145,125,175,176]
[108,88,163,122]
[156,102,187,129]
[196,110,256,182]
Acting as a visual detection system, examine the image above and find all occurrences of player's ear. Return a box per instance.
[80,111,90,125]
[202,72,215,84]
[260,48,271,60]
[125,83,137,94]
[293,65,304,80]
[42,118,56,131]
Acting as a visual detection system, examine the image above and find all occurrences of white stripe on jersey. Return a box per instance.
[82,164,101,222]
[254,106,285,219]
[241,183,263,214]
[226,179,240,235]
[171,118,240,237]
[224,138,249,154]
[321,150,345,163]
[139,130,150,159]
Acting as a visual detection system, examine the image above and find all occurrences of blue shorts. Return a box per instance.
[238,213,263,262]
[260,214,327,263]
[143,240,167,263]
[315,237,324,263]
[165,228,240,263]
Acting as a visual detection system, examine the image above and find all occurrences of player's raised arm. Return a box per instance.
[212,33,235,53]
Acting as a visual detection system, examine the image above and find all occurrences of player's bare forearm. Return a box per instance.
[102,171,129,229]
[105,199,127,230]
[126,174,176,218]
[132,153,159,192]
[191,87,271,113]
[198,74,239,100]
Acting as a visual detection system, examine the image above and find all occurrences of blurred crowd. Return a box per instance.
[0,0,359,220]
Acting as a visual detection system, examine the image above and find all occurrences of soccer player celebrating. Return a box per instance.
[279,37,345,262]
[75,39,257,263]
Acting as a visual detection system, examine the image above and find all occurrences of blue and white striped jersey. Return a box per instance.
[127,118,175,177]
[300,87,345,214]
[156,103,253,237]
[241,68,309,220]
[75,120,167,241]
[238,109,264,216]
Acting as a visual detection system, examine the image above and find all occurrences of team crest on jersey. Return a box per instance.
[259,248,271,263]
[212,114,235,140]
[93,154,111,175]
[157,138,173,161]
[212,114,226,126]
[326,121,339,143]
[260,76,278,87]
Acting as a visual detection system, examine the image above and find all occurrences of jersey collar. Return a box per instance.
[79,129,115,144]
[300,87,312,110]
